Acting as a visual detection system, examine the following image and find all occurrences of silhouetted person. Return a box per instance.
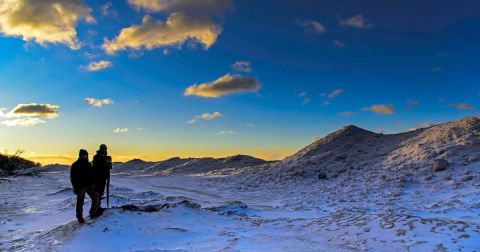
[93,144,112,210]
[70,149,99,224]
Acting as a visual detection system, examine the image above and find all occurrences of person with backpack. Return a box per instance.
[70,149,99,223]
[93,144,112,211]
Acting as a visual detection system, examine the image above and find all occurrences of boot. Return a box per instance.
[77,216,85,224]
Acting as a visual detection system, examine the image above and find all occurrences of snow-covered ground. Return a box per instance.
[1,171,479,251]
[1,117,479,251]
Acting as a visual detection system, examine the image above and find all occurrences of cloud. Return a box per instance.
[216,130,236,135]
[338,111,354,117]
[113,128,129,133]
[1,117,46,127]
[298,91,307,97]
[0,0,95,49]
[363,104,395,115]
[327,88,344,99]
[245,123,255,127]
[7,103,59,118]
[187,112,222,124]
[102,13,221,54]
[404,100,420,109]
[101,2,117,17]
[85,98,114,107]
[450,103,476,110]
[127,0,232,16]
[302,98,311,105]
[231,61,252,73]
[432,66,444,72]
[83,60,113,72]
[339,14,373,29]
[296,19,326,34]
[0,108,7,117]
[333,40,345,48]
[184,74,260,98]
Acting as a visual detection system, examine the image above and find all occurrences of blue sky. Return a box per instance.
[0,0,478,164]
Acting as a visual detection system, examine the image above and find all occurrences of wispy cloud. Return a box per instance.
[338,111,354,117]
[85,98,114,107]
[333,40,345,48]
[245,123,255,127]
[0,0,95,49]
[101,2,117,17]
[296,19,326,34]
[327,89,344,99]
[187,112,222,124]
[404,100,420,109]
[216,130,236,135]
[231,61,253,72]
[184,74,260,98]
[449,103,476,110]
[432,66,444,72]
[113,128,129,133]
[127,0,232,16]
[1,117,46,127]
[339,14,373,29]
[363,104,395,115]
[83,60,113,72]
[102,14,221,54]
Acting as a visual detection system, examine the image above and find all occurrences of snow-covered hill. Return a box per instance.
[249,116,480,183]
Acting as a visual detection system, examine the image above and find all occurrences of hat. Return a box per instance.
[79,149,88,156]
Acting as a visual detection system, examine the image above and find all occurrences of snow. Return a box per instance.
[1,117,479,251]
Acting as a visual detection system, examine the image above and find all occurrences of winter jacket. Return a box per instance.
[70,159,95,194]
[93,151,112,182]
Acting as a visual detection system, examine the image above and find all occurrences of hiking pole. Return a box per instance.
[106,174,110,208]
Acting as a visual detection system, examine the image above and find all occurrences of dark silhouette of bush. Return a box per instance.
[0,150,40,176]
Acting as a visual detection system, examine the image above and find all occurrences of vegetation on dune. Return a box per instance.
[0,150,41,177]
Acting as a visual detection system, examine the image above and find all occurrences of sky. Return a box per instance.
[0,0,479,164]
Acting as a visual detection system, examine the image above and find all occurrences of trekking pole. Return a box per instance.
[106,174,110,208]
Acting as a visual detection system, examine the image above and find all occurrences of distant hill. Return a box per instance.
[111,155,272,176]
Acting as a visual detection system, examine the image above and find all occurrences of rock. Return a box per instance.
[461,175,473,182]
[318,172,327,180]
[396,228,406,236]
[432,159,449,172]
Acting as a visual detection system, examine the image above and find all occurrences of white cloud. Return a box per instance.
[245,123,255,127]
[216,130,235,135]
[127,0,232,16]
[184,74,260,98]
[187,112,222,124]
[296,19,326,34]
[6,103,59,118]
[339,14,373,29]
[83,60,113,72]
[102,13,221,54]
[85,98,114,107]
[113,128,129,133]
[1,117,46,127]
[231,61,252,72]
[363,104,395,115]
[0,0,95,49]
